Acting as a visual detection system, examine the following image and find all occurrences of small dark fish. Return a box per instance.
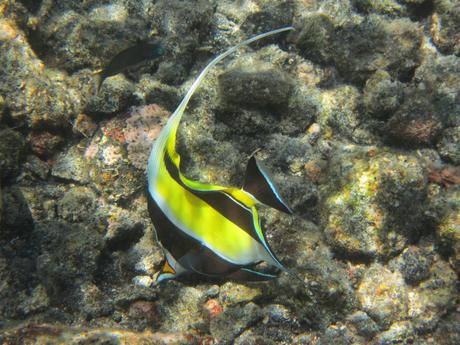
[96,41,165,92]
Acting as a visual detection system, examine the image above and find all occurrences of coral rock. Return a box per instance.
[323,147,427,258]
[0,128,25,182]
[357,264,408,328]
[203,299,223,319]
[29,131,64,159]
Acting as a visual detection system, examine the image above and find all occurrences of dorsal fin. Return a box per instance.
[242,156,293,214]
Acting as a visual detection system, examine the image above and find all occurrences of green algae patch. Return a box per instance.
[436,189,460,274]
[322,147,427,258]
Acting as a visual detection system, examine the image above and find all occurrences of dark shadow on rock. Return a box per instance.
[1,185,34,241]
[0,185,38,320]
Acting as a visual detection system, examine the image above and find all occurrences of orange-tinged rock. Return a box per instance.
[203,299,223,319]
[0,19,18,41]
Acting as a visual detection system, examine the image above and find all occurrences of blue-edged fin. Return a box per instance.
[243,156,293,214]
[227,267,278,282]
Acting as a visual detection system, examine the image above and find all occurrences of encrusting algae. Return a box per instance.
[0,0,459,344]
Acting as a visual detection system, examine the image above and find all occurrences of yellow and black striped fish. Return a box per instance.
[147,27,295,282]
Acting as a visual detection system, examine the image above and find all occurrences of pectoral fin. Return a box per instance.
[156,251,186,283]
[242,156,293,214]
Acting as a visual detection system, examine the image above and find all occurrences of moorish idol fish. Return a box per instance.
[147,26,295,282]
[95,41,165,92]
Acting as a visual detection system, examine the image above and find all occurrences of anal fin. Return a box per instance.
[226,267,278,282]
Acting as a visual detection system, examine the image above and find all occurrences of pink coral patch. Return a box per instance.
[124,104,170,170]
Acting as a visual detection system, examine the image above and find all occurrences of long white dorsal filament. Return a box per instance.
[156,26,295,148]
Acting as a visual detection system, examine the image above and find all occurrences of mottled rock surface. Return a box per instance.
[357,264,408,328]
[0,0,459,343]
[0,129,26,182]
[322,146,427,258]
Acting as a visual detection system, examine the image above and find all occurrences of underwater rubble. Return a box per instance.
[0,0,459,344]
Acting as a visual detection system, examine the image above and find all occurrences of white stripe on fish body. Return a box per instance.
[150,168,274,266]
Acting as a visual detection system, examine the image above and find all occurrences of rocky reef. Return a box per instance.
[0,0,459,344]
